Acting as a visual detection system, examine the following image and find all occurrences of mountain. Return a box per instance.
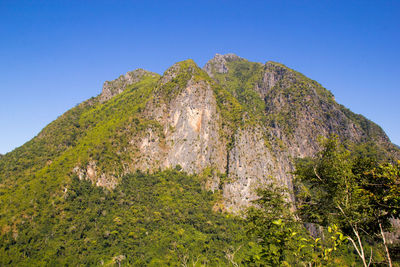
[0,54,398,265]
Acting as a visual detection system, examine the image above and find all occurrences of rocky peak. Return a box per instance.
[253,61,298,97]
[100,69,159,102]
[203,53,244,77]
[155,59,212,103]
[159,59,200,86]
[220,53,243,62]
[3,54,398,216]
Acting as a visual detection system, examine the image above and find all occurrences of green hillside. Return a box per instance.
[0,170,247,266]
[0,54,399,266]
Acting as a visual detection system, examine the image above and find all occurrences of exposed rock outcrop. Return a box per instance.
[3,54,397,214]
[127,62,228,187]
[87,54,398,211]
[100,69,159,102]
[203,53,243,77]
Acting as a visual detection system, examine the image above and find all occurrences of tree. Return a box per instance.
[244,182,346,266]
[245,184,296,265]
[357,160,400,267]
[294,137,400,266]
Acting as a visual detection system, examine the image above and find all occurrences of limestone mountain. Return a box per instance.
[1,53,398,209]
[0,54,398,265]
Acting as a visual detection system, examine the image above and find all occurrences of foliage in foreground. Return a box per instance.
[244,184,350,266]
[243,137,400,266]
[295,137,400,266]
[0,170,247,266]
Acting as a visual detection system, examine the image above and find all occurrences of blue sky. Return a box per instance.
[0,0,399,154]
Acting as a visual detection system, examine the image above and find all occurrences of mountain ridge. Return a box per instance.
[1,53,399,265]
[0,53,398,211]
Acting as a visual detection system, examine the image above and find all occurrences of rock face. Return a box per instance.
[129,69,227,178]
[203,53,243,77]
[223,127,282,211]
[255,61,296,98]
[2,54,398,214]
[92,55,398,212]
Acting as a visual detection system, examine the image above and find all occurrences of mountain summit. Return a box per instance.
[0,54,398,264]
[1,53,398,209]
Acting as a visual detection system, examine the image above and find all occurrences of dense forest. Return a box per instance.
[1,138,399,266]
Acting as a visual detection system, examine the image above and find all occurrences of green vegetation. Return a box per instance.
[157,59,211,102]
[295,137,400,266]
[339,104,388,141]
[1,55,399,266]
[263,66,335,137]
[242,137,400,266]
[0,98,96,184]
[0,170,248,266]
[244,184,351,266]
[0,73,161,247]
[3,148,397,266]
[211,59,266,124]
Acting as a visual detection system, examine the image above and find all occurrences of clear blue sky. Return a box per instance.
[1,0,399,154]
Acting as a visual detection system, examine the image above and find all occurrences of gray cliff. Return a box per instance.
[73,54,398,212]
